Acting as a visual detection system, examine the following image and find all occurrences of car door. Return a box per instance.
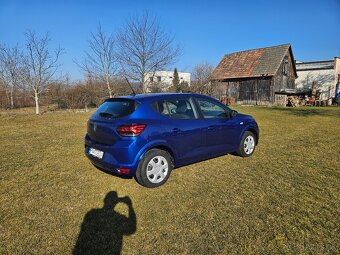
[194,97,241,155]
[156,97,208,166]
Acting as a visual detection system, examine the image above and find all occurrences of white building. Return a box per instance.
[145,70,191,92]
[295,57,340,99]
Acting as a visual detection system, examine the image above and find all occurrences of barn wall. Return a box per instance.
[273,52,296,92]
[213,77,273,105]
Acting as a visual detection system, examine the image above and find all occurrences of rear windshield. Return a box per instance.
[92,99,137,119]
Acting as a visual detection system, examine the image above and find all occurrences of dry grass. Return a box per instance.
[0,106,339,254]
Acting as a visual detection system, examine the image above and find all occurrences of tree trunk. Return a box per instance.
[34,91,40,114]
[105,74,113,98]
[10,89,14,109]
[141,74,146,93]
[107,83,113,98]
[4,89,10,108]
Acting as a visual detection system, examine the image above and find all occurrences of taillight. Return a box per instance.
[117,124,146,136]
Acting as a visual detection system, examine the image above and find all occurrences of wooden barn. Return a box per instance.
[211,44,297,105]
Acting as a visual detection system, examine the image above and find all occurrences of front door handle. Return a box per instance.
[207,126,215,130]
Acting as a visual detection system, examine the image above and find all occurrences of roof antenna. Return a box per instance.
[125,76,136,96]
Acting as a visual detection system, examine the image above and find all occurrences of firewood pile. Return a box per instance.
[287,96,301,107]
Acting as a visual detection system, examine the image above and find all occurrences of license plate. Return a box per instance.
[89,148,104,159]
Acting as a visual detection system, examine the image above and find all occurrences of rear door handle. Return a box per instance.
[172,128,181,133]
[207,126,215,130]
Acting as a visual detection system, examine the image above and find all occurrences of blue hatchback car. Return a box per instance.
[85,93,259,187]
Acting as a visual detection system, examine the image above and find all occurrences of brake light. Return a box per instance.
[117,124,146,136]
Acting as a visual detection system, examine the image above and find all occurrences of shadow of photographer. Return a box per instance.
[73,191,136,255]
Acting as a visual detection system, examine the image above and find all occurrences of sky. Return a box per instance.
[0,0,339,81]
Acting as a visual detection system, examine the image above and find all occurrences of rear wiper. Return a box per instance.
[99,112,116,119]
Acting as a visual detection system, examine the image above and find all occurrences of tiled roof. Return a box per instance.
[211,44,295,80]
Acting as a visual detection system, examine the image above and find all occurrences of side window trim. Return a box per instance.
[164,100,171,117]
[188,97,199,119]
[191,97,205,119]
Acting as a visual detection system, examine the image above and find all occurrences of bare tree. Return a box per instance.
[0,44,23,108]
[22,30,63,114]
[192,62,214,95]
[78,24,117,98]
[117,12,181,93]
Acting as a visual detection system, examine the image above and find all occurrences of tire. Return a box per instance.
[236,131,256,157]
[135,149,173,188]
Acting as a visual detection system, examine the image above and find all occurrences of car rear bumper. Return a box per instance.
[84,134,140,176]
[85,152,137,176]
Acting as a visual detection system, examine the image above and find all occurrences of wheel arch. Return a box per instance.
[149,145,176,167]
[245,128,259,145]
[136,140,177,168]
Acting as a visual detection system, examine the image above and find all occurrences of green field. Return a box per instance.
[1,106,339,254]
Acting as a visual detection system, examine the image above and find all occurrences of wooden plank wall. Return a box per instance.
[273,53,296,92]
[214,77,272,105]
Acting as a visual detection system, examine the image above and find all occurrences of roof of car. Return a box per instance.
[118,93,206,101]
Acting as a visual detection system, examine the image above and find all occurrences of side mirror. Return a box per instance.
[230,110,238,118]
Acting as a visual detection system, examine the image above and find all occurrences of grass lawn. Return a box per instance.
[0,106,339,254]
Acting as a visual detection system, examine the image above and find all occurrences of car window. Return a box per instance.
[196,98,229,119]
[155,98,198,120]
[152,100,169,115]
[92,99,137,119]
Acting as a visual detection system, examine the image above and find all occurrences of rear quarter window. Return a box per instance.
[92,99,138,119]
